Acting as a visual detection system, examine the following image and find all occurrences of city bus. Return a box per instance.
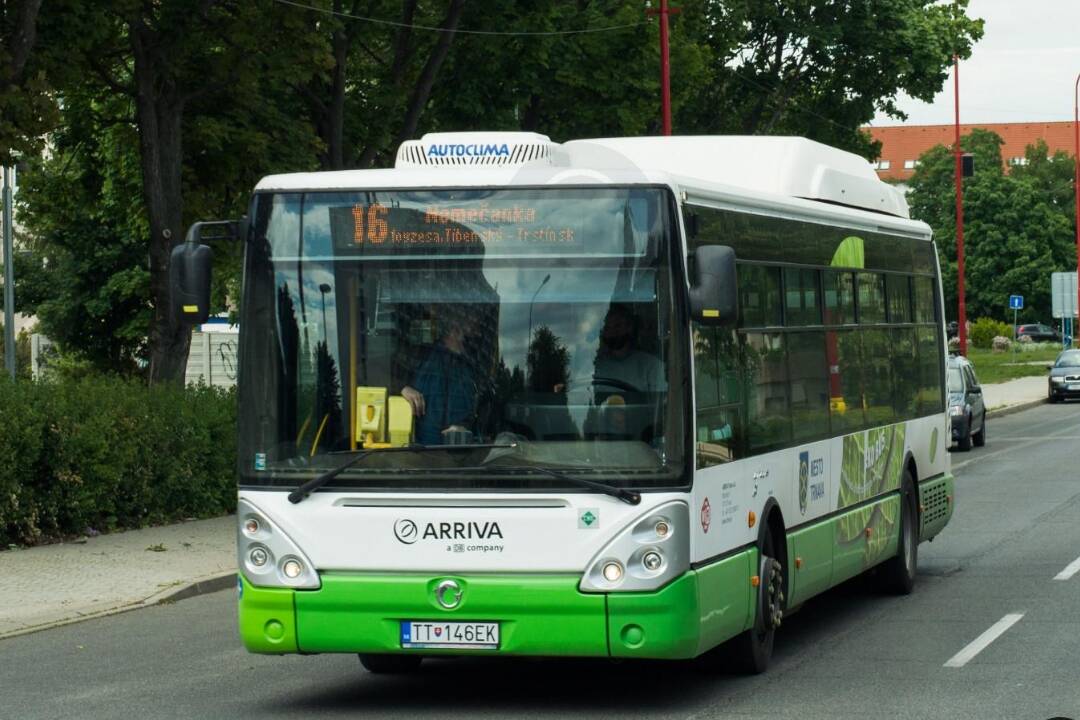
[171,132,952,674]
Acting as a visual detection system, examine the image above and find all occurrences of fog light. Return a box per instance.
[282,559,303,579]
[602,561,624,583]
[642,550,663,571]
[249,547,269,567]
[243,518,260,535]
[654,521,670,538]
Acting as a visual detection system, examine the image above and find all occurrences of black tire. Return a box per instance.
[956,416,973,451]
[358,654,423,674]
[1048,392,1059,404]
[879,470,918,595]
[972,412,986,447]
[732,528,784,674]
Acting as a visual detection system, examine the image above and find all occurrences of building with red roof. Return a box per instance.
[864,121,1076,182]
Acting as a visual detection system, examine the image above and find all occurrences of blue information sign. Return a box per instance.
[1009,295,1024,310]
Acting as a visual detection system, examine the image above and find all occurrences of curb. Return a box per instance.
[986,398,1046,419]
[0,571,237,642]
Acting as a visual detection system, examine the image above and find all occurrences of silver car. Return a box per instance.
[1047,349,1080,403]
[947,355,986,451]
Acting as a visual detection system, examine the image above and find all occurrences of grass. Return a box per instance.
[965,344,1064,384]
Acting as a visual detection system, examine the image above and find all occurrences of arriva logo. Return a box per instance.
[393,518,504,544]
[426,143,510,158]
[394,519,419,544]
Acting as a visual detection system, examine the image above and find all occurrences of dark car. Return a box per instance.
[1016,323,1061,343]
[947,355,985,451]
[1047,349,1080,403]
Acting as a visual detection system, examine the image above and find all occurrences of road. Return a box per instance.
[3,402,1080,720]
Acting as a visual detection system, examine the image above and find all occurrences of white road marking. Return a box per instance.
[1054,556,1080,581]
[943,613,1025,668]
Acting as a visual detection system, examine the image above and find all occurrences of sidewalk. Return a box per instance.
[0,377,1049,641]
[0,516,236,639]
[981,375,1047,416]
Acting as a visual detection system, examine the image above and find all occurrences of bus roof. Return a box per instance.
[255,132,915,223]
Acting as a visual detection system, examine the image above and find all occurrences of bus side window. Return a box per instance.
[693,326,741,468]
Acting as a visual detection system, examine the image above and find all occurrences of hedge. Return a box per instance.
[0,376,236,546]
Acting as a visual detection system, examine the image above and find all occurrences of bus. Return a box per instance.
[172,132,952,674]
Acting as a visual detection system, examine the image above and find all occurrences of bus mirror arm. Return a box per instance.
[689,245,737,326]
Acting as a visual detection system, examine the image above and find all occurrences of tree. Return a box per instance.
[677,0,984,156]
[907,129,1076,322]
[13,94,151,373]
[0,0,57,164]
[30,1,325,383]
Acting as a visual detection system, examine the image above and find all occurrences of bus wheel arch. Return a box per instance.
[733,499,786,674]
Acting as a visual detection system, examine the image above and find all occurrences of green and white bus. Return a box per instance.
[174,132,952,673]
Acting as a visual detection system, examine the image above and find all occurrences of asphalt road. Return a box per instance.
[4,402,1080,720]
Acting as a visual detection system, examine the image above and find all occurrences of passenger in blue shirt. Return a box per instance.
[401,315,478,445]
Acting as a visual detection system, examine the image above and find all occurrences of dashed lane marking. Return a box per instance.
[944,613,1025,668]
[1054,556,1080,581]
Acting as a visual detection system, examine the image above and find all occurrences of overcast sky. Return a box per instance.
[870,0,1080,127]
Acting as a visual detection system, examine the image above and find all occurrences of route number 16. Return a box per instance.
[352,203,388,245]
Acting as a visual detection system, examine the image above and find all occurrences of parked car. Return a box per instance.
[1047,349,1080,403]
[947,355,985,451]
[1016,323,1061,343]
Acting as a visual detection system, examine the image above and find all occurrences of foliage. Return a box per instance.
[8,1,985,377]
[677,0,983,155]
[969,317,1012,350]
[0,325,31,380]
[991,335,1011,353]
[0,376,236,547]
[908,130,1077,322]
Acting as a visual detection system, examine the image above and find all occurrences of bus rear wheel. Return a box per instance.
[733,529,784,674]
[359,654,423,674]
[878,469,918,595]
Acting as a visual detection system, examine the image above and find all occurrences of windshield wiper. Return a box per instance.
[477,461,641,506]
[287,443,517,504]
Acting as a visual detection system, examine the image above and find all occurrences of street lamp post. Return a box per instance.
[954,54,968,356]
[318,283,331,339]
[3,165,14,379]
[1074,72,1079,346]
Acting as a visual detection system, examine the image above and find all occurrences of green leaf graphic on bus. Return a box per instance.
[836,424,906,550]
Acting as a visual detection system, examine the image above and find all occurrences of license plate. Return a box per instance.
[1069,384,1080,391]
[400,621,499,649]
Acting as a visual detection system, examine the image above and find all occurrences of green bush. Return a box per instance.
[0,375,236,546]
[970,317,1012,350]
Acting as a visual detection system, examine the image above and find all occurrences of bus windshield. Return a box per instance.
[238,187,687,491]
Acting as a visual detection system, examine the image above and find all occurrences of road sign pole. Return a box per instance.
[1013,307,1018,360]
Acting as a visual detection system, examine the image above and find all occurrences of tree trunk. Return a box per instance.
[130,18,191,385]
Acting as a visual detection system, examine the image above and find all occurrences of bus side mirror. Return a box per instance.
[170,234,214,326]
[689,245,737,325]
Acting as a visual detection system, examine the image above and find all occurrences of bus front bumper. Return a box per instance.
[238,555,755,660]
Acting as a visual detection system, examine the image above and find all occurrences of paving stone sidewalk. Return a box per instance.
[0,377,1049,640]
[0,516,235,639]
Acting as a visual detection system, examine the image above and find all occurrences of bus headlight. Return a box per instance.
[237,499,321,590]
[579,500,689,593]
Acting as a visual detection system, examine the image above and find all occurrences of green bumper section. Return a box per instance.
[238,576,299,654]
[237,550,757,660]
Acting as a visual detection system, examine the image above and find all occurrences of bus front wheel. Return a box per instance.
[733,528,784,674]
[359,654,423,674]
